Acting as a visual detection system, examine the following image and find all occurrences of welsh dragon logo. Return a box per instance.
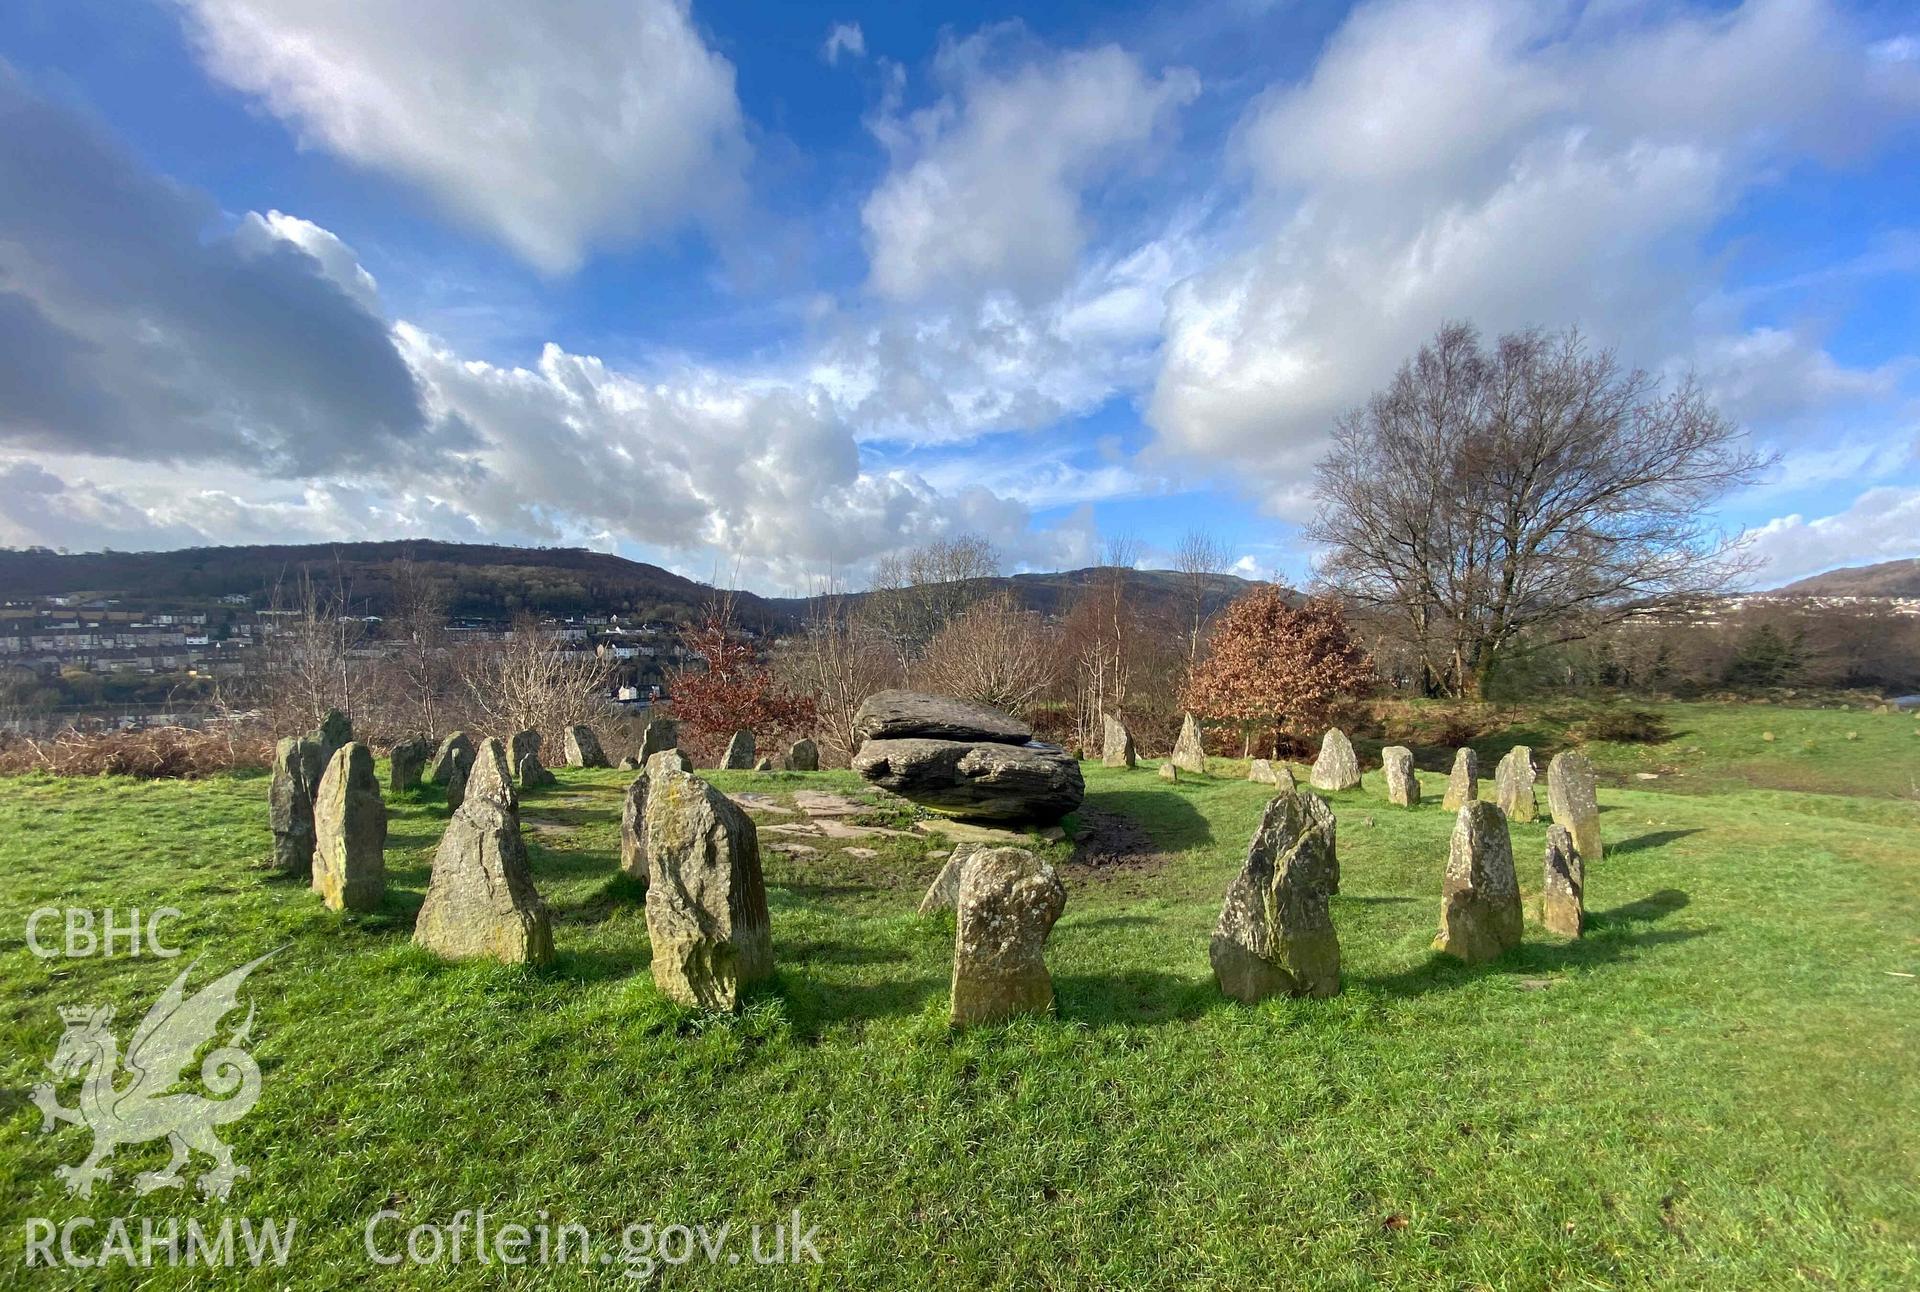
[31,951,276,1200]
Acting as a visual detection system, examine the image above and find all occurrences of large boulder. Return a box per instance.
[427,731,473,785]
[1171,713,1207,774]
[1542,824,1583,937]
[312,743,386,912]
[563,724,608,769]
[1309,728,1362,791]
[853,738,1084,823]
[1211,790,1341,1001]
[1441,747,1479,811]
[1547,751,1603,863]
[1434,802,1521,963]
[1101,714,1136,769]
[950,847,1066,1026]
[1382,745,1420,807]
[853,690,1032,745]
[786,738,819,772]
[388,736,434,794]
[1494,746,1539,822]
[268,736,319,877]
[644,767,773,1010]
[721,729,756,770]
[413,737,552,964]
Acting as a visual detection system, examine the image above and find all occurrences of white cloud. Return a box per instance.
[176,0,750,273]
[823,22,866,65]
[862,32,1198,302]
[1742,486,1920,585]
[235,209,381,313]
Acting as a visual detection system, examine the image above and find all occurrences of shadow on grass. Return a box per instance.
[541,947,646,985]
[552,873,647,925]
[1066,914,1159,931]
[1082,788,1213,854]
[1588,887,1691,927]
[1607,829,1704,858]
[783,938,911,967]
[1056,969,1219,1026]
[780,973,947,1036]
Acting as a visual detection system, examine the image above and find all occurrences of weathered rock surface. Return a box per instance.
[1542,824,1583,937]
[1210,790,1342,1001]
[1309,728,1361,792]
[518,749,557,788]
[854,690,1031,745]
[647,748,694,774]
[1101,714,1136,769]
[1171,713,1207,774]
[313,708,353,773]
[1434,802,1522,963]
[1547,751,1603,863]
[853,737,1084,822]
[644,767,772,1010]
[785,739,819,772]
[721,729,756,770]
[753,756,774,772]
[1383,745,1420,807]
[445,758,469,812]
[1442,748,1479,811]
[269,736,319,876]
[950,847,1066,1025]
[413,737,552,964]
[917,843,981,916]
[388,737,434,794]
[620,772,650,884]
[1495,746,1539,822]
[638,718,679,764]
[563,724,608,768]
[312,743,386,912]
[1158,761,1179,783]
[1249,758,1288,786]
[427,731,473,785]
[507,730,541,780]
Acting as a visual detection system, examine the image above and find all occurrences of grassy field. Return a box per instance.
[2,700,1916,1288]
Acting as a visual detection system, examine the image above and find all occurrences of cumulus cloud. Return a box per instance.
[823,22,866,64]
[862,31,1198,302]
[176,0,750,273]
[234,210,381,313]
[1742,486,1920,585]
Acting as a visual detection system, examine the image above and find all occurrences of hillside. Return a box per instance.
[1772,557,1920,598]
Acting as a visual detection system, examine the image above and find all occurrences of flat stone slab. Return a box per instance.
[791,790,869,817]
[727,793,797,814]
[766,822,826,836]
[815,819,916,840]
[915,818,1037,846]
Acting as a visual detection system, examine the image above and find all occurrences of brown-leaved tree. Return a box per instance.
[1183,589,1373,757]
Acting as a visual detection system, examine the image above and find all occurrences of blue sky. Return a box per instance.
[0,0,1916,595]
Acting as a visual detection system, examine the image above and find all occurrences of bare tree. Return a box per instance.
[1309,322,1769,697]
[254,569,363,733]
[774,588,902,767]
[1172,528,1229,672]
[864,534,1001,670]
[916,593,1056,717]
[381,554,451,738]
[458,614,613,748]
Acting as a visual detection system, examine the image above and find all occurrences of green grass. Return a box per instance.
[3,700,1917,1288]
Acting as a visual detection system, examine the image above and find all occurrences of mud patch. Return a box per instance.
[1064,806,1171,878]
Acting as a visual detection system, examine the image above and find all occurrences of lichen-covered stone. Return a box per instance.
[518,749,557,788]
[1494,746,1539,822]
[721,729,756,770]
[1542,824,1583,937]
[413,737,552,964]
[1434,802,1521,963]
[427,731,473,785]
[563,724,608,768]
[644,768,772,1010]
[1249,758,1284,785]
[1210,790,1341,1001]
[1382,745,1419,807]
[853,737,1083,822]
[1171,713,1207,774]
[388,736,434,794]
[269,736,318,876]
[638,718,679,764]
[1547,751,1603,863]
[950,847,1065,1026]
[647,748,694,775]
[786,739,819,772]
[507,729,541,780]
[312,743,386,912]
[1442,747,1479,811]
[917,843,981,916]
[1309,728,1361,792]
[1102,714,1136,769]
[1158,761,1179,783]
[753,756,774,772]
[619,772,650,884]
[854,690,1031,745]
[313,708,353,771]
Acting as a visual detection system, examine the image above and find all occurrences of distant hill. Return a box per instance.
[1770,558,1920,599]
[0,541,1263,629]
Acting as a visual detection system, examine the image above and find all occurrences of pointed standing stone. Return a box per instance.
[388,737,434,793]
[312,743,386,912]
[1249,758,1284,785]
[786,738,819,771]
[1171,713,1207,774]
[414,737,552,964]
[619,771,650,885]
[269,736,319,876]
[1382,746,1420,807]
[518,748,557,788]
[1434,802,1522,963]
[917,843,981,915]
[1210,790,1342,1001]
[1547,751,1603,863]
[950,847,1066,1026]
[638,717,679,763]
[647,748,694,775]
[1442,748,1479,811]
[563,724,608,768]
[427,731,473,785]
[753,756,774,772]
[1494,746,1539,822]
[507,729,541,780]
[1158,761,1179,784]
[721,729,756,770]
[445,757,470,812]
[1542,824,1583,937]
[1101,714,1136,768]
[644,767,772,1010]
[313,708,353,771]
[1309,728,1361,791]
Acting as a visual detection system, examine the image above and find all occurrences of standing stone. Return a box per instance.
[297,740,326,806]
[638,717,679,764]
[644,767,772,1010]
[313,708,353,769]
[620,772,650,885]
[562,724,608,769]
[647,747,695,775]
[1434,802,1522,963]
[1382,745,1420,807]
[1158,761,1179,784]
[786,739,819,772]
[1101,714,1136,769]
[518,749,557,789]
[1547,751,1603,863]
[427,731,473,785]
[1494,746,1539,822]
[1442,748,1479,811]
[268,737,319,876]
[1171,713,1207,774]
[312,743,386,912]
[388,737,434,794]
[445,758,470,812]
[1542,824,1583,937]
[721,729,756,770]
[1309,728,1361,792]
[1210,790,1342,1001]
[464,736,517,812]
[413,737,552,965]
[1249,758,1283,785]
[950,848,1066,1026]
[917,843,981,916]
[753,756,774,772]
[507,729,541,781]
